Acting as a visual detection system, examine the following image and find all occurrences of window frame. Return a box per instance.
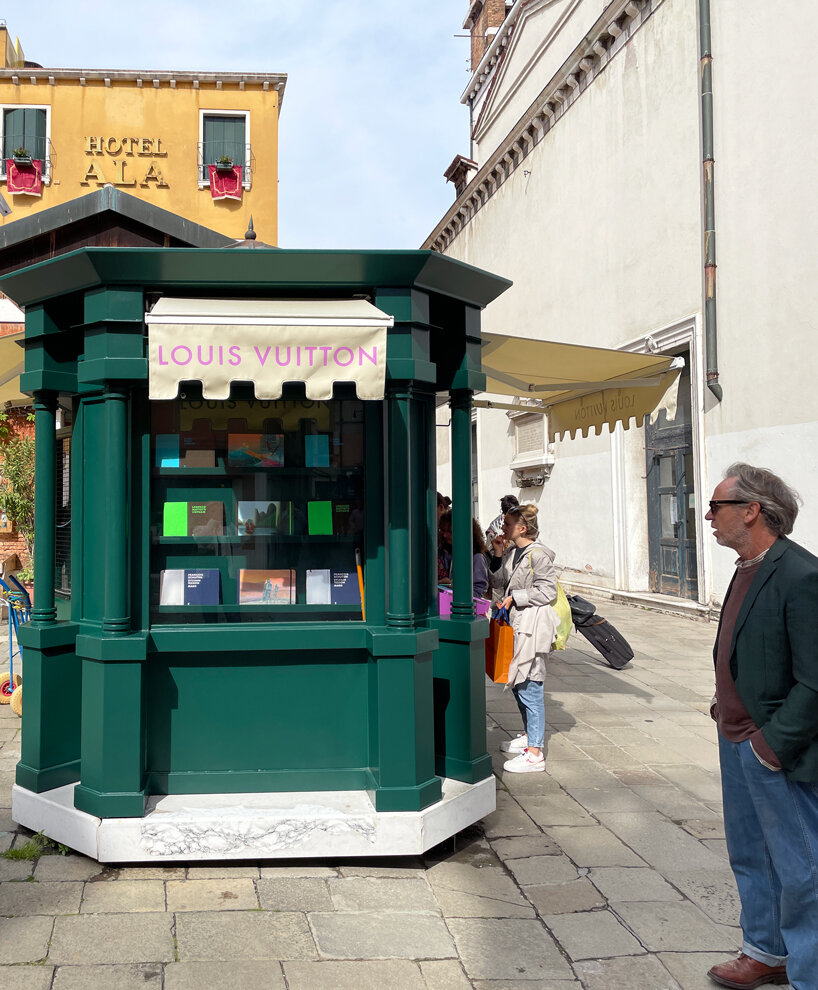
[198,108,251,190]
[0,103,52,185]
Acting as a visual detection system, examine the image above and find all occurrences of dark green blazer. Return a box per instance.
[715,536,818,781]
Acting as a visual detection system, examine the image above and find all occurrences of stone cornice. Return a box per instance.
[0,68,287,104]
[427,0,662,252]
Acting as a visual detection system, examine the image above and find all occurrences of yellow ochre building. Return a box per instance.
[0,23,286,241]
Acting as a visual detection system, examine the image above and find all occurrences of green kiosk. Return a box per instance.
[7,247,510,861]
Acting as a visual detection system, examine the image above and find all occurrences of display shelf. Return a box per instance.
[156,604,362,614]
[153,464,363,478]
[157,534,359,545]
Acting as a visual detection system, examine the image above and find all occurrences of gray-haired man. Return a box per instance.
[705,463,818,990]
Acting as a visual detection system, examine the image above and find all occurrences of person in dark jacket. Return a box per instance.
[704,463,818,990]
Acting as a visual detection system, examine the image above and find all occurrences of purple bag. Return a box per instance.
[439,587,491,617]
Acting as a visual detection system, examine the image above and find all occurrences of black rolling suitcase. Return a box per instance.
[567,594,634,670]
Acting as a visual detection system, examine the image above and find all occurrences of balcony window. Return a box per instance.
[1,106,52,182]
[198,111,252,188]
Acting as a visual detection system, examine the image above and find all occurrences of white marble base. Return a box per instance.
[11,777,496,863]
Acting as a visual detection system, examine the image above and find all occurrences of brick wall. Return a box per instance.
[470,0,509,70]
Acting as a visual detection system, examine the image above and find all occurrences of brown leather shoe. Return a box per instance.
[707,953,788,989]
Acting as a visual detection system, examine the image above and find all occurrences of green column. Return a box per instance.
[32,392,57,624]
[386,384,413,628]
[450,389,474,618]
[102,387,130,634]
[73,384,145,817]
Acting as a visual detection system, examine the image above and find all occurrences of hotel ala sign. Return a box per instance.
[82,136,168,188]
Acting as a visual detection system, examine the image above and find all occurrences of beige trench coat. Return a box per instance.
[488,542,558,686]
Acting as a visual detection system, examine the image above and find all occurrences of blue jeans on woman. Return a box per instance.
[718,733,818,990]
[512,679,545,749]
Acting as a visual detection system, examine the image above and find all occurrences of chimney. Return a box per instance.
[464,1,510,72]
[444,155,478,199]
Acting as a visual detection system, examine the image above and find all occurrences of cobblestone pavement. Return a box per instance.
[0,604,788,989]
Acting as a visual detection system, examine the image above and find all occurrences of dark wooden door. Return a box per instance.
[646,431,698,598]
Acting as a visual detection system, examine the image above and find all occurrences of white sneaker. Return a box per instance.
[500,734,528,754]
[503,749,545,773]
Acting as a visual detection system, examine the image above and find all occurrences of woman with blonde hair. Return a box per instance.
[489,503,558,773]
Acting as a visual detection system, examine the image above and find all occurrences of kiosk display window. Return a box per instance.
[150,389,365,623]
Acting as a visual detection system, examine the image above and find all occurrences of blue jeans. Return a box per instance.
[512,679,545,749]
[718,733,818,990]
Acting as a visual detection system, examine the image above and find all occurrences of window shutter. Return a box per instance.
[4,108,25,159]
[203,115,245,167]
[3,108,46,159]
[27,109,46,160]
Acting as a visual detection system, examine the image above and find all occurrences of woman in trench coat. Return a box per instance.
[489,504,558,773]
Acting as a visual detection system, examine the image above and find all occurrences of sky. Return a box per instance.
[15,1,472,248]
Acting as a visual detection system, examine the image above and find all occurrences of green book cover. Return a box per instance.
[163,502,188,536]
[307,500,333,535]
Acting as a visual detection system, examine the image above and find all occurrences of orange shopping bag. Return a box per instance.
[485,607,514,683]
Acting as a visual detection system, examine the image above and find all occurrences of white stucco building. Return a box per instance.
[425,0,818,611]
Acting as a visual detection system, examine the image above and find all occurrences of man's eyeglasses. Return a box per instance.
[708,500,748,514]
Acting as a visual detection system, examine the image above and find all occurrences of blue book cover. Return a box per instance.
[305,434,330,468]
[330,569,361,605]
[183,569,221,605]
[156,434,180,468]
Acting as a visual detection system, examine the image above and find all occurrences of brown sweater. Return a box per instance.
[715,560,782,770]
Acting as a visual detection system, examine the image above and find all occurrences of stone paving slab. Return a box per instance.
[419,959,474,989]
[184,864,261,879]
[49,913,174,965]
[573,955,683,989]
[165,877,259,912]
[259,864,338,878]
[446,917,573,981]
[0,916,53,963]
[0,967,54,990]
[611,900,739,953]
[327,875,440,914]
[544,825,645,867]
[257,876,333,912]
[489,834,561,859]
[595,812,728,872]
[164,960,286,989]
[480,790,540,838]
[80,879,166,913]
[504,854,579,886]
[283,959,426,989]
[543,908,645,960]
[175,910,316,961]
[0,879,82,915]
[0,858,32,880]
[117,866,186,880]
[33,855,104,882]
[664,869,741,926]
[472,983,580,989]
[51,963,164,989]
[588,866,681,902]
[309,911,456,959]
[524,877,607,915]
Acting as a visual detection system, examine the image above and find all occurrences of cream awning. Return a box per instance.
[146,298,394,401]
[477,333,682,440]
[0,331,27,407]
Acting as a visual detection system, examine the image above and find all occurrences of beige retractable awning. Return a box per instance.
[477,333,682,441]
[0,331,27,407]
[146,298,394,401]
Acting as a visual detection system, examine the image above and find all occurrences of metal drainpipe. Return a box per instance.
[700,0,722,401]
